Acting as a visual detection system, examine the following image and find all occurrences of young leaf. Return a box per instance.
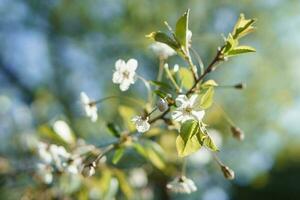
[204,135,219,151]
[201,80,218,88]
[227,46,256,56]
[118,106,136,131]
[146,31,179,50]
[112,148,125,164]
[113,169,134,199]
[106,123,120,138]
[150,80,172,90]
[175,9,189,51]
[176,120,202,157]
[200,87,214,109]
[153,90,169,99]
[232,14,256,39]
[178,67,194,89]
[144,140,166,170]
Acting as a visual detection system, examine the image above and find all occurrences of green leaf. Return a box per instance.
[150,80,172,90]
[144,140,166,170]
[175,9,189,50]
[147,31,179,50]
[112,148,124,164]
[176,120,202,157]
[106,123,120,138]
[118,105,136,131]
[201,80,218,88]
[200,87,214,109]
[227,46,256,56]
[113,169,134,199]
[134,141,166,170]
[232,14,256,39]
[178,67,194,89]
[132,143,147,157]
[204,135,219,151]
[153,90,169,98]
[222,34,238,54]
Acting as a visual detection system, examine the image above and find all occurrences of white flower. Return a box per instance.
[172,94,205,123]
[131,116,150,133]
[128,168,148,188]
[166,176,197,194]
[49,144,71,171]
[150,42,176,59]
[112,59,138,91]
[53,120,75,144]
[37,163,53,184]
[80,92,98,122]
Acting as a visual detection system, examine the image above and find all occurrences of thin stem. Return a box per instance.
[149,107,170,124]
[186,48,223,95]
[190,47,204,76]
[185,54,199,81]
[181,158,187,176]
[215,103,235,126]
[92,95,144,107]
[157,58,165,83]
[136,74,152,105]
[212,152,224,167]
[164,64,181,92]
[93,145,115,166]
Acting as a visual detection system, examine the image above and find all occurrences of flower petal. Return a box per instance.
[112,71,123,83]
[191,110,205,121]
[80,92,90,104]
[175,95,188,107]
[126,59,138,72]
[115,59,126,70]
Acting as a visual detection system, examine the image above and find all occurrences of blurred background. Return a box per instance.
[0,0,300,199]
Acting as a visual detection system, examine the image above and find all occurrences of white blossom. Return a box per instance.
[150,42,176,59]
[37,163,53,184]
[53,120,75,144]
[36,142,83,184]
[131,116,150,133]
[80,92,98,122]
[172,94,205,123]
[167,176,197,194]
[112,58,138,91]
[129,168,148,188]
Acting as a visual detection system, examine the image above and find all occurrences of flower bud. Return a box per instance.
[157,98,168,112]
[234,83,246,89]
[230,126,245,141]
[82,162,96,177]
[220,165,235,180]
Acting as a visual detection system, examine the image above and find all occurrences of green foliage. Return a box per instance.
[112,148,125,164]
[222,14,256,57]
[175,9,190,52]
[201,80,218,88]
[133,141,166,170]
[118,106,136,131]
[178,67,194,89]
[176,120,202,157]
[106,123,121,138]
[199,87,215,109]
[232,14,256,39]
[147,9,191,58]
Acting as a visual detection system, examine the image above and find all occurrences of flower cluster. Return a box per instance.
[32,10,255,198]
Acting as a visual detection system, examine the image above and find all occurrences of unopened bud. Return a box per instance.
[234,83,246,89]
[82,162,96,177]
[220,165,235,180]
[230,126,245,141]
[157,98,168,112]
